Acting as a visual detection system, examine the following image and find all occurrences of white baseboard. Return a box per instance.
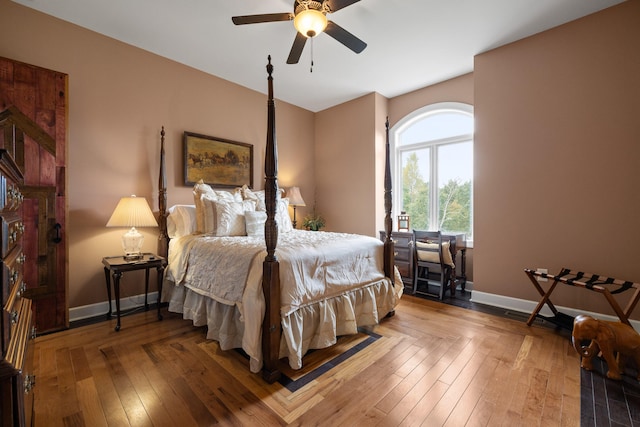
[70,288,639,331]
[69,291,158,323]
[471,290,640,331]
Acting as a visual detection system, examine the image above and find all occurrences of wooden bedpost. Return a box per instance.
[261,56,281,383]
[158,126,169,259]
[383,117,395,280]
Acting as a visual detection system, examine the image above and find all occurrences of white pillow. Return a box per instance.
[416,240,455,267]
[215,199,256,236]
[166,205,196,238]
[238,186,291,232]
[241,185,266,211]
[276,197,293,233]
[215,189,243,203]
[245,210,267,237]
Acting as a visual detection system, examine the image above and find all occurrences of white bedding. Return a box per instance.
[164,229,402,372]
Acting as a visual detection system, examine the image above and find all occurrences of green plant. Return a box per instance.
[302,212,325,231]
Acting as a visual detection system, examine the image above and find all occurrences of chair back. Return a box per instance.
[413,230,456,268]
[414,230,445,266]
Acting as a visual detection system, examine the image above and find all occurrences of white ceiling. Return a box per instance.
[12,0,625,112]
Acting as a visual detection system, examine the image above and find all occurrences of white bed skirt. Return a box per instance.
[163,269,403,373]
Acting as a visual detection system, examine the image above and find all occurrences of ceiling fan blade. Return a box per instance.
[324,21,367,54]
[232,13,294,25]
[287,32,307,64]
[326,0,361,13]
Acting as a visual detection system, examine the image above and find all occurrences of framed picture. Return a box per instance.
[183,131,253,188]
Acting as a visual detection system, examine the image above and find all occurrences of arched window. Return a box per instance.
[392,102,474,243]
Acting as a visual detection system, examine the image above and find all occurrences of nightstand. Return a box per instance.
[102,253,166,331]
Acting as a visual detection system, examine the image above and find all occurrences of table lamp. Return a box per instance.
[287,187,306,229]
[106,195,158,260]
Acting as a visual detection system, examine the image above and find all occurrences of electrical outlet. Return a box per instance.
[536,268,548,282]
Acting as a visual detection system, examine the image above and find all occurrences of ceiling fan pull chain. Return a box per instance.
[310,37,314,73]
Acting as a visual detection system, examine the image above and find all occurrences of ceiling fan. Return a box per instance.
[232,0,367,65]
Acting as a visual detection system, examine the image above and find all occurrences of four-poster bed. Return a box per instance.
[157,57,400,382]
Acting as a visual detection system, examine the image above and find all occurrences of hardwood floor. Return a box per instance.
[33,295,581,426]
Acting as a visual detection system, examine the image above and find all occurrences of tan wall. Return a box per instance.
[0,0,315,309]
[373,93,390,235]
[388,73,474,126]
[314,92,391,238]
[314,93,382,236]
[474,0,640,319]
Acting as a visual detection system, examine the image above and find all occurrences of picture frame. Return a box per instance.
[183,131,253,188]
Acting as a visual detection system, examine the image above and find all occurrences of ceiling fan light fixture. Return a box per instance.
[294,9,327,38]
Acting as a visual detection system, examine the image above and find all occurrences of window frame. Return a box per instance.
[391,102,474,246]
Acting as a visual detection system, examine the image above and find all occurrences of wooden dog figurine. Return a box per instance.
[572,314,640,380]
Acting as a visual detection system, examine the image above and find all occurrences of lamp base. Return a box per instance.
[122,227,144,260]
[292,206,298,229]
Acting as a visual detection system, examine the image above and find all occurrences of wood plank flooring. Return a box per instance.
[33,295,581,426]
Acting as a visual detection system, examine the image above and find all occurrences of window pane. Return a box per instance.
[401,148,430,230]
[437,141,473,238]
[400,112,473,145]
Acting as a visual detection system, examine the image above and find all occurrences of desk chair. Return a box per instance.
[413,230,456,300]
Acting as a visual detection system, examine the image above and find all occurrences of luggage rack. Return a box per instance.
[524,268,640,329]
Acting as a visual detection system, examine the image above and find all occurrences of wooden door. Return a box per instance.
[0,57,68,333]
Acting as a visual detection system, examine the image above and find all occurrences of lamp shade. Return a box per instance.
[107,195,157,259]
[106,196,158,228]
[287,187,306,207]
[294,9,327,37]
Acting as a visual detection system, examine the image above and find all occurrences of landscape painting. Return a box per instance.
[184,131,253,188]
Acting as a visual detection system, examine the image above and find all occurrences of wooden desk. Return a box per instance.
[102,253,166,331]
[380,231,467,290]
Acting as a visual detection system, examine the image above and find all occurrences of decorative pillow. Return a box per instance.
[241,185,266,211]
[215,188,243,203]
[166,205,197,238]
[215,199,256,236]
[201,194,219,235]
[202,193,245,234]
[194,178,244,234]
[416,240,455,267]
[193,180,216,233]
[245,210,267,237]
[237,186,291,232]
[276,197,293,233]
